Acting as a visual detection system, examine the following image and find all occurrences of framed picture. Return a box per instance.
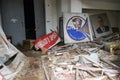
[63,13,93,43]
[89,13,112,38]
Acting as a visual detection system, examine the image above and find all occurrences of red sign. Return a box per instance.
[0,72,6,80]
[34,31,60,52]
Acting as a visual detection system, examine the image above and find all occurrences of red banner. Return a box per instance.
[34,31,60,52]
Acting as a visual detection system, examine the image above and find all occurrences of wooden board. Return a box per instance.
[22,77,39,80]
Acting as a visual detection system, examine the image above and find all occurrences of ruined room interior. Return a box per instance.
[0,0,120,80]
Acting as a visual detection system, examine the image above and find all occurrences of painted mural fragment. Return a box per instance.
[63,13,93,43]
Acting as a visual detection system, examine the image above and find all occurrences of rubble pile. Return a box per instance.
[41,42,120,80]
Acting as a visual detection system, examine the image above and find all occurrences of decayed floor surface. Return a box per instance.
[13,42,120,80]
[13,50,46,80]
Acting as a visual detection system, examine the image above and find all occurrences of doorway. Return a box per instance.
[23,0,36,39]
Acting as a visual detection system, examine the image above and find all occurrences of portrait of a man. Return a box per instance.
[96,16,109,34]
[89,13,112,37]
[72,18,82,30]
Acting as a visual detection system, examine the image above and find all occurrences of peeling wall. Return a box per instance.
[45,0,58,34]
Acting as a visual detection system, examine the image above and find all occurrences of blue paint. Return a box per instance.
[66,17,90,41]
[67,26,86,40]
[81,18,87,29]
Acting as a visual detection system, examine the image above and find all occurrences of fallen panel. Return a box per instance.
[0,26,26,80]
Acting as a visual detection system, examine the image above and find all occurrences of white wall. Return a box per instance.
[70,0,120,13]
[71,0,82,13]
[82,0,120,10]
[61,0,70,13]
[57,0,71,17]
[45,0,71,34]
[45,0,58,33]
[58,0,120,15]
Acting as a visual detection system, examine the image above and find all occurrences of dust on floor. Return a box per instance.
[13,50,46,80]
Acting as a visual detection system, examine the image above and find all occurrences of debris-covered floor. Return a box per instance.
[13,41,120,80]
[8,31,120,80]
[13,51,46,80]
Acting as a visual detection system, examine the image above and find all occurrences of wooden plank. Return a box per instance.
[54,64,120,74]
[100,58,120,68]
[75,69,78,80]
[41,57,50,80]
[22,77,39,80]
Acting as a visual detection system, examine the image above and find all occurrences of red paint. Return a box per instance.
[0,72,6,80]
[34,31,60,52]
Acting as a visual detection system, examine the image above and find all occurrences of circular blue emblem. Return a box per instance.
[66,16,87,41]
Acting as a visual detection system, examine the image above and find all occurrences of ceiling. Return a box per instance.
[82,0,120,2]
